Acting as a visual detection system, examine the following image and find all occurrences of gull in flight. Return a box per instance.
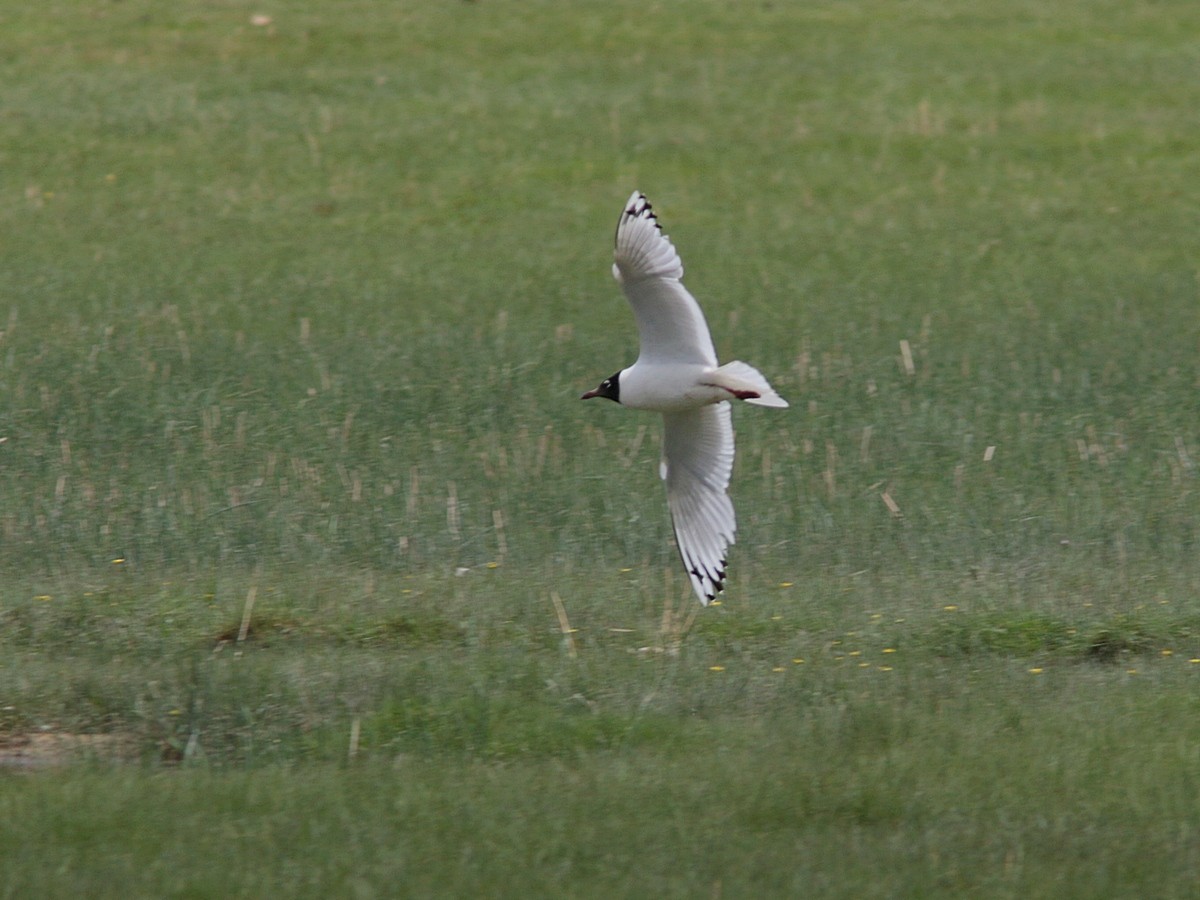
[582,192,788,605]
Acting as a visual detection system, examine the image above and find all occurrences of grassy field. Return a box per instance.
[2,0,1199,895]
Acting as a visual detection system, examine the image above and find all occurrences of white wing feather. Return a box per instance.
[661,403,736,604]
[613,192,718,366]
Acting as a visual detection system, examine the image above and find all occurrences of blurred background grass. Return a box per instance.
[1,0,1199,895]
[2,1,1195,587]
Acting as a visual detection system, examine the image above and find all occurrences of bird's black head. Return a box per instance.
[581,371,621,403]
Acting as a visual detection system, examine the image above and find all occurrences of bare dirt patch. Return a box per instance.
[0,732,139,770]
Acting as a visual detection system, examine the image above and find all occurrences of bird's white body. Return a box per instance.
[582,192,788,605]
[617,363,731,412]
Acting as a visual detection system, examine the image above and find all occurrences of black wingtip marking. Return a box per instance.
[672,527,730,604]
[623,192,661,230]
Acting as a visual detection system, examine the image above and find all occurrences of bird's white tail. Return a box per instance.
[713,361,789,408]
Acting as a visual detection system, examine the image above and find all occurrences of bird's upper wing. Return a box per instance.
[661,403,736,604]
[613,192,718,366]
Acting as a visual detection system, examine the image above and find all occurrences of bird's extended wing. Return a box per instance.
[613,192,718,366]
[661,403,737,604]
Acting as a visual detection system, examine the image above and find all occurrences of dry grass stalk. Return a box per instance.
[621,424,647,468]
[824,440,838,500]
[493,508,507,560]
[446,481,460,540]
[658,569,699,656]
[1175,436,1193,472]
[406,466,420,518]
[881,489,902,518]
[237,584,258,644]
[535,428,550,477]
[550,592,577,658]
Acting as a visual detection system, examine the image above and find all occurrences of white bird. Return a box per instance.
[582,192,788,605]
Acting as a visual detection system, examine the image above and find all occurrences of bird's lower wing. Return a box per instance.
[661,403,737,604]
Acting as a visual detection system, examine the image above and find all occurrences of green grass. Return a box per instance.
[2,0,1200,895]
